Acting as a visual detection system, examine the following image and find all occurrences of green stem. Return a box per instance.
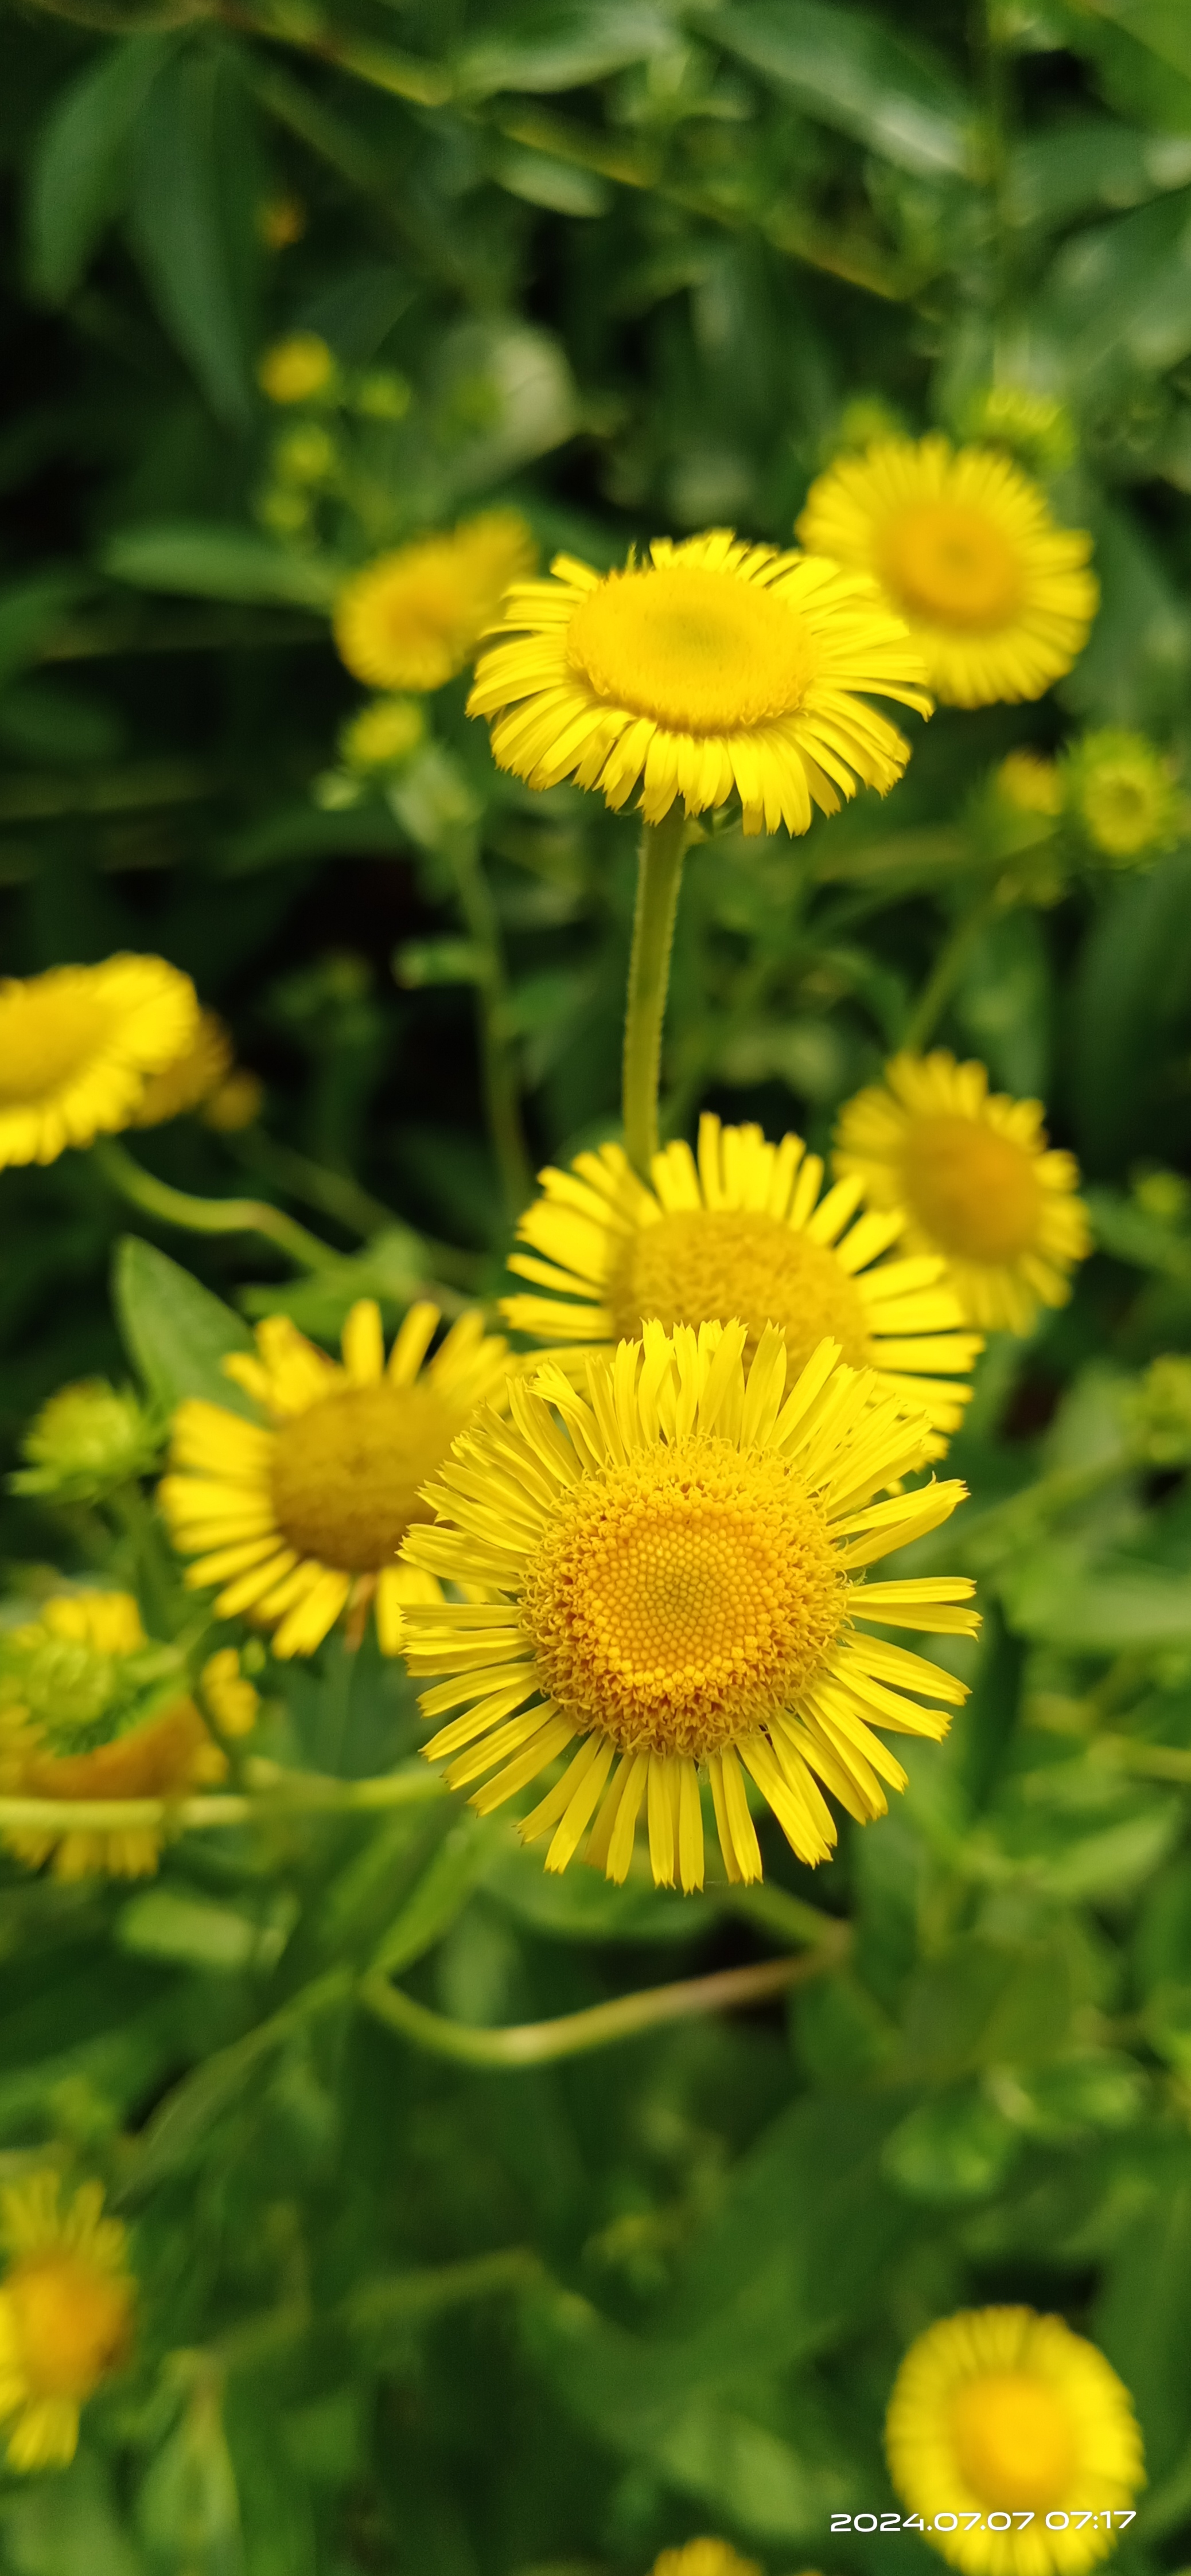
[359,1941,843,2071]
[0,1761,446,1840]
[902,885,1000,1055]
[93,1137,337,1272]
[445,840,532,1222]
[622,802,690,1177]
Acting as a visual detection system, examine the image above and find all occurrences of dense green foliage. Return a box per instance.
[6,1,1191,2571]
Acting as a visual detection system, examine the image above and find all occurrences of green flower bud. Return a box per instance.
[10,1381,162,1505]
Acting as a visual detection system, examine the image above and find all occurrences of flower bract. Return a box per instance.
[835,1053,1089,1334]
[0,2173,134,2472]
[0,955,199,1169]
[502,1114,982,1456]
[1061,728,1183,864]
[334,511,536,692]
[401,1321,977,1891]
[0,1591,227,1879]
[159,1298,513,1660]
[797,438,1097,708]
[466,529,931,836]
[886,2306,1144,2575]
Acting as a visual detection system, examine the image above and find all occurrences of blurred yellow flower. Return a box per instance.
[0,2173,134,2472]
[340,695,426,771]
[651,2546,762,2576]
[0,1591,226,1881]
[199,1646,260,1738]
[1062,728,1183,864]
[0,955,198,1169]
[886,2305,1143,2575]
[201,1065,264,1131]
[468,529,931,836]
[797,436,1097,707]
[160,1298,513,1660]
[129,1008,233,1129]
[258,333,334,403]
[501,1113,982,1457]
[403,1321,976,1890]
[995,750,1063,818]
[334,511,536,693]
[957,385,1075,476]
[835,1052,1090,1335]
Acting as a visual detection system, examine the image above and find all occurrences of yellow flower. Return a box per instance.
[956,385,1075,477]
[995,751,1063,818]
[0,1591,226,1881]
[651,2546,762,2576]
[885,2306,1144,2576]
[835,1053,1090,1336]
[402,1321,976,1891]
[502,1114,982,1458]
[159,1298,513,1660]
[198,1646,260,1739]
[258,333,334,403]
[340,696,426,772]
[0,2172,134,2472]
[796,437,1097,708]
[0,955,199,1169]
[1061,729,1183,864]
[467,529,931,837]
[334,512,537,693]
[128,1008,233,1128]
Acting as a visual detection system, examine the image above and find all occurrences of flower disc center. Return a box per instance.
[8,2255,131,2400]
[520,1434,846,1758]
[950,2370,1075,2513]
[0,988,108,1106]
[567,564,818,733]
[904,1114,1041,1262]
[270,1385,453,1570]
[881,503,1022,631]
[609,1208,872,1372]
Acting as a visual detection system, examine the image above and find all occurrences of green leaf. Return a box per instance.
[453,1,678,97]
[487,1841,702,1943]
[103,522,340,608]
[1000,1543,1191,1649]
[1096,2176,1191,2483]
[882,2085,1021,2203]
[25,35,170,305]
[112,1236,256,1419]
[118,1887,291,1974]
[0,2452,142,2576]
[370,1815,495,1977]
[125,42,263,424]
[0,570,86,688]
[1034,190,1191,397]
[901,1934,1077,2077]
[1006,118,1191,230]
[695,0,971,175]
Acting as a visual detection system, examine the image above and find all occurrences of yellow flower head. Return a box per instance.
[467,529,931,837]
[258,333,334,404]
[129,1008,233,1129]
[1061,729,1184,865]
[0,2172,134,2472]
[651,2546,763,2576]
[334,511,537,693]
[995,751,1063,819]
[402,1322,976,1891]
[502,1113,983,1459]
[835,1053,1090,1336]
[956,385,1076,477]
[159,1298,513,1660]
[0,955,198,1169]
[886,2306,1144,2576]
[199,1645,261,1738]
[0,1591,225,1881]
[796,437,1097,708]
[340,695,427,772]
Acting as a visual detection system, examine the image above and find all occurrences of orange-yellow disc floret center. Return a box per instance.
[0,989,108,1106]
[950,2370,1076,2513]
[902,1114,1042,1263]
[609,1208,873,1372]
[7,2255,131,2400]
[566,564,818,733]
[269,1384,454,1571]
[520,1434,846,1758]
[881,503,1022,631]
